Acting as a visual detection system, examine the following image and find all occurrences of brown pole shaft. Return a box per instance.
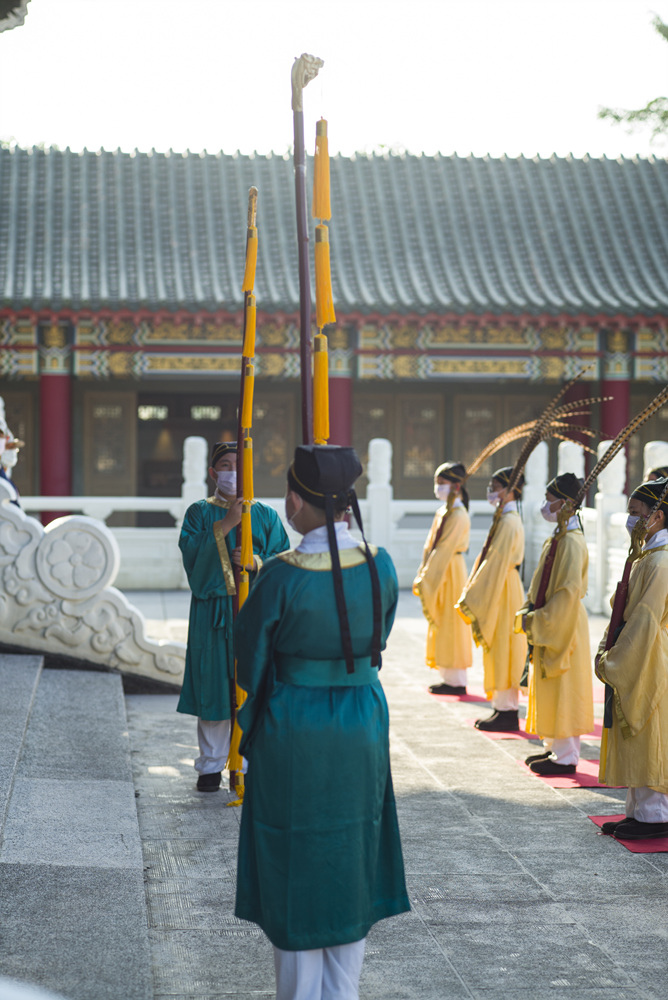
[294,108,313,445]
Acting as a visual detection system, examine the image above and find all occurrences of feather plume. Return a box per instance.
[574,384,668,508]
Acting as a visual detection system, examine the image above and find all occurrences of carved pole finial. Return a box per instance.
[291,53,324,111]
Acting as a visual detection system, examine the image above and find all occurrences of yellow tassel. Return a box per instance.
[243,294,256,357]
[242,437,254,502]
[241,363,254,430]
[226,681,247,807]
[315,225,336,329]
[241,226,258,292]
[312,118,331,221]
[313,334,330,444]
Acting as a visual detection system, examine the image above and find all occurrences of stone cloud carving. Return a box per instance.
[0,481,185,684]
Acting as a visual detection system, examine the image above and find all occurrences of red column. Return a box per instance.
[600,378,630,439]
[600,329,632,492]
[40,324,72,524]
[329,376,352,446]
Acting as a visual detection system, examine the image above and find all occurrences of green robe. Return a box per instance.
[176,497,289,721]
[234,545,410,951]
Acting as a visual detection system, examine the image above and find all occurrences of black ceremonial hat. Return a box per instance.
[546,473,583,502]
[435,461,466,482]
[287,443,380,678]
[211,441,237,466]
[492,466,525,490]
[288,445,362,510]
[631,477,668,515]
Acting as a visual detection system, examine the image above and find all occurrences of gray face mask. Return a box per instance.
[625,514,641,537]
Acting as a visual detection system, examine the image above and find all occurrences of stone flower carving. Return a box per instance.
[48,532,106,590]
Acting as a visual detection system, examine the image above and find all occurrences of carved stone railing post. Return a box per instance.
[643,440,668,479]
[524,440,549,581]
[557,439,585,479]
[181,436,209,524]
[366,438,393,550]
[595,441,627,613]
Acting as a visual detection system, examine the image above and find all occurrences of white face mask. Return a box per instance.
[487,489,500,507]
[540,499,559,523]
[2,447,17,469]
[625,514,641,537]
[286,495,303,532]
[216,470,237,495]
[434,483,451,501]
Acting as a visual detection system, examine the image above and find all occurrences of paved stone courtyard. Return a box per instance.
[2,590,668,999]
[123,590,668,1000]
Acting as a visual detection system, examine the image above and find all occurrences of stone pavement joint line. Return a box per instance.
[124,591,668,1000]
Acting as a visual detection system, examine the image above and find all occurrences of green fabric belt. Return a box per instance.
[275,654,378,687]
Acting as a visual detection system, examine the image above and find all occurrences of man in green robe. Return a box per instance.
[177,441,289,792]
[234,445,409,1000]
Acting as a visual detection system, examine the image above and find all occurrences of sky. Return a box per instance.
[0,0,666,159]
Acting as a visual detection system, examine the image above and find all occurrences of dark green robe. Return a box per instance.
[234,545,410,950]
[176,497,289,721]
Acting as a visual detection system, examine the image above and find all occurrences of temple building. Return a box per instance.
[0,145,667,514]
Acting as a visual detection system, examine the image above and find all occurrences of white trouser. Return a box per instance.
[273,939,366,1000]
[195,719,247,775]
[438,667,468,686]
[626,787,668,823]
[492,688,519,711]
[541,736,580,765]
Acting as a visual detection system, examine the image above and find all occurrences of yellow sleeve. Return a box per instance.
[457,515,523,651]
[523,533,587,678]
[596,556,668,738]
[414,509,469,625]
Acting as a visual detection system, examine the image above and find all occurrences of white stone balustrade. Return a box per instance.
[15,436,663,617]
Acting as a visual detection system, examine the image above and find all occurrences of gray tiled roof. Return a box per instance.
[0,145,667,318]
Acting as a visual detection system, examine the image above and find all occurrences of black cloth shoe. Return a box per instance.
[613,818,668,840]
[601,818,629,836]
[525,750,553,765]
[196,771,222,792]
[474,709,519,732]
[428,683,467,695]
[529,759,576,776]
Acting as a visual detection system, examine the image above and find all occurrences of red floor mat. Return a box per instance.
[589,814,668,853]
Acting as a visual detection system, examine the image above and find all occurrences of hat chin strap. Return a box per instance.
[325,494,355,674]
[348,489,382,669]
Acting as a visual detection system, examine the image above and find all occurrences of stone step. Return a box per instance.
[0,654,43,837]
[0,665,152,1000]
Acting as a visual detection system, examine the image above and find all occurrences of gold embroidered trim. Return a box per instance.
[455,598,489,652]
[213,521,237,596]
[206,495,232,509]
[276,544,378,571]
[206,495,258,508]
[637,544,668,561]
[413,578,437,628]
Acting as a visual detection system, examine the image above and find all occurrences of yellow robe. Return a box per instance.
[518,529,594,739]
[456,511,527,696]
[596,545,668,792]
[413,505,472,672]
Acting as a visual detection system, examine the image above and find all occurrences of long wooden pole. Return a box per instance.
[292,53,323,444]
